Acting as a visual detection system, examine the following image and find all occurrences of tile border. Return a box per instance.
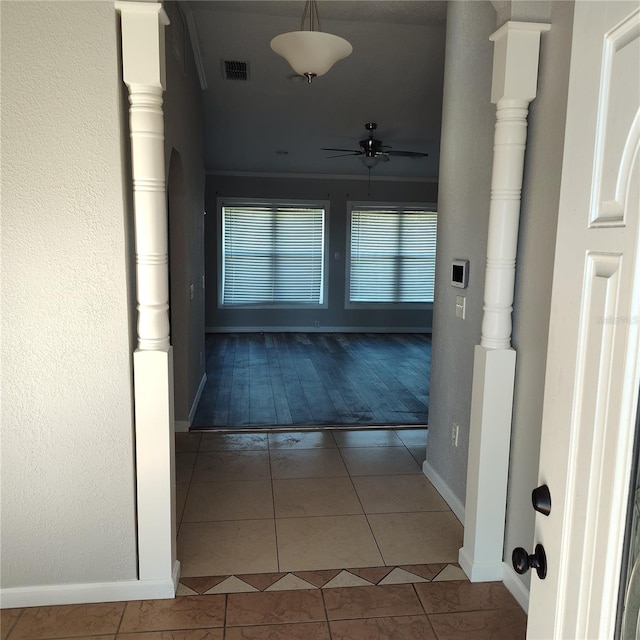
[178,563,466,595]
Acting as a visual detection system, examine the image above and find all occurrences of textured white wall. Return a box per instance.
[505,0,574,589]
[425,0,497,502]
[1,1,137,586]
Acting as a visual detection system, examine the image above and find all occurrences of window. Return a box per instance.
[348,205,437,304]
[221,201,326,307]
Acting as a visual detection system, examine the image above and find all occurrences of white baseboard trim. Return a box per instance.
[458,547,505,582]
[0,561,180,608]
[205,326,432,334]
[422,459,465,524]
[189,373,207,424]
[175,373,207,433]
[502,561,529,612]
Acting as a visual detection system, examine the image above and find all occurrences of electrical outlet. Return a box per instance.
[190,283,195,300]
[452,423,459,447]
[314,320,320,328]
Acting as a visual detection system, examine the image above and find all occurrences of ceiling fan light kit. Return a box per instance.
[322,123,429,172]
[270,0,352,83]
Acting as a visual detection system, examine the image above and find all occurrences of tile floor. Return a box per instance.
[1,581,527,639]
[0,428,527,639]
[175,428,463,580]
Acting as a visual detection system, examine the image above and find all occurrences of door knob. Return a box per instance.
[532,484,551,516]
[512,544,547,579]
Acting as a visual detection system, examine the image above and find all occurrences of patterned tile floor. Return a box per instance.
[1,581,526,639]
[1,429,527,638]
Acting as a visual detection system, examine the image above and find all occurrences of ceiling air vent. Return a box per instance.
[223,60,250,81]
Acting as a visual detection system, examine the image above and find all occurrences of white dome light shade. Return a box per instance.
[360,156,380,169]
[270,31,352,80]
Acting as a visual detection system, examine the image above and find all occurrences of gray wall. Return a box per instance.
[1,0,137,587]
[425,0,497,502]
[164,2,206,423]
[205,174,437,332]
[504,0,574,589]
[426,0,574,593]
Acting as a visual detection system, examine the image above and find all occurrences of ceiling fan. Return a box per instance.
[322,122,429,168]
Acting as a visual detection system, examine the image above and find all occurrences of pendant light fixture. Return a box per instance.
[270,1,352,83]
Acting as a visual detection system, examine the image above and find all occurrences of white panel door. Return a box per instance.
[526,2,640,638]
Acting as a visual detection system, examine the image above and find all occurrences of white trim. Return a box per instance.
[0,561,180,608]
[205,326,432,334]
[206,169,437,183]
[189,372,207,424]
[175,373,207,433]
[458,547,504,582]
[502,561,530,612]
[180,3,207,90]
[422,458,465,524]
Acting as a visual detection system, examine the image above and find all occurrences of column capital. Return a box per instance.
[116,1,169,89]
[490,21,550,104]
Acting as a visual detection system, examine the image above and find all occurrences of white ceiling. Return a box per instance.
[184,1,448,179]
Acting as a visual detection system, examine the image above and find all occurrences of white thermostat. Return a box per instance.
[451,259,469,288]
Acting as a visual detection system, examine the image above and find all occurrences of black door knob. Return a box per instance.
[512,544,547,579]
[532,484,551,516]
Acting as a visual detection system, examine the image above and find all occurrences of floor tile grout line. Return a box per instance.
[180,506,452,526]
[334,441,388,569]
[320,587,334,640]
[268,442,281,573]
[114,598,128,636]
[3,607,25,640]
[222,592,228,632]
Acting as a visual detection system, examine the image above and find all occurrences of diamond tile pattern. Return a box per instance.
[7,429,525,639]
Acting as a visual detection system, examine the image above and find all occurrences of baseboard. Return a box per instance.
[175,373,207,433]
[175,420,190,433]
[205,326,432,334]
[422,459,465,524]
[502,560,529,612]
[0,561,180,608]
[458,547,505,582]
[189,373,207,424]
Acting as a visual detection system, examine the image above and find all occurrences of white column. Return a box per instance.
[116,1,178,592]
[459,21,550,583]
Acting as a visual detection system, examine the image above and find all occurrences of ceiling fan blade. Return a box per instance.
[325,153,362,159]
[321,147,361,153]
[386,150,429,158]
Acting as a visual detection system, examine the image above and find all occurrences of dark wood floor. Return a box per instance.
[192,333,430,429]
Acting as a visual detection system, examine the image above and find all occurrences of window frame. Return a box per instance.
[345,201,437,310]
[217,197,330,310]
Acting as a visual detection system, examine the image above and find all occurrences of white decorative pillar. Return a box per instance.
[459,22,550,582]
[116,1,178,593]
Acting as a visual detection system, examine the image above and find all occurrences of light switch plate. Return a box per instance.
[455,295,466,319]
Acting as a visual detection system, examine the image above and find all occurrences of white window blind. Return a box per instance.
[349,208,437,303]
[222,204,325,306]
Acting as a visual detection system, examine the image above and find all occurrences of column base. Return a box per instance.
[460,345,516,582]
[133,347,177,583]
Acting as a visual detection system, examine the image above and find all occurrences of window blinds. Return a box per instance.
[222,204,325,306]
[349,208,437,303]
